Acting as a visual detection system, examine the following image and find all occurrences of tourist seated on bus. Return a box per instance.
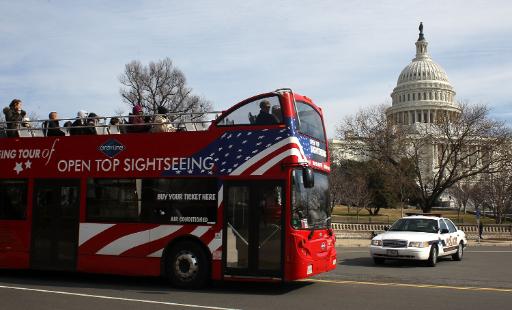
[151,106,176,133]
[127,104,151,133]
[86,112,100,135]
[70,110,95,135]
[3,98,28,137]
[255,100,278,125]
[271,105,283,123]
[44,111,65,136]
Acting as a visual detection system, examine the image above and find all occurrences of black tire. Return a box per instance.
[427,245,438,267]
[452,242,464,261]
[373,257,385,265]
[166,241,210,289]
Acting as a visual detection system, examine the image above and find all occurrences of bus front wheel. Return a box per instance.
[166,241,210,289]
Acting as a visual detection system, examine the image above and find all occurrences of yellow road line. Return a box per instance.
[303,279,512,293]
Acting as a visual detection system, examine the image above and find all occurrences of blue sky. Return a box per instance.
[1,0,511,138]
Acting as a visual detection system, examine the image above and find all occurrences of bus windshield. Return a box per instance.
[291,169,330,229]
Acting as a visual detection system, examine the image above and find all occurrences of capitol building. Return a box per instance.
[331,23,460,162]
[386,22,460,126]
[330,23,461,206]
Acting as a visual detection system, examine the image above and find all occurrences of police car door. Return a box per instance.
[439,219,458,254]
[445,219,461,251]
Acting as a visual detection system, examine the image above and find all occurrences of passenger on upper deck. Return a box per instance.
[255,100,278,125]
[70,110,95,135]
[151,106,176,133]
[45,112,65,136]
[127,104,151,133]
[3,99,28,137]
[86,112,100,135]
[271,105,283,123]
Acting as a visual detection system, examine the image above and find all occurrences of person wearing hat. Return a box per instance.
[70,110,91,135]
[127,104,150,133]
[3,99,27,137]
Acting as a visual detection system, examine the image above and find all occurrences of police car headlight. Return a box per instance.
[409,241,429,248]
[371,240,382,246]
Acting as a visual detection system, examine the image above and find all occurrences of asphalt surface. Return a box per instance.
[1,246,511,310]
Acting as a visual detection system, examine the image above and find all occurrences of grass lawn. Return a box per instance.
[332,205,502,225]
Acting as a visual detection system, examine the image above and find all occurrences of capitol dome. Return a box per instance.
[387,23,460,125]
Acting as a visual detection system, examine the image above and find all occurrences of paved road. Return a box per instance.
[1,246,511,310]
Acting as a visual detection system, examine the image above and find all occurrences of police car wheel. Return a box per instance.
[373,257,385,265]
[427,245,438,267]
[452,242,464,261]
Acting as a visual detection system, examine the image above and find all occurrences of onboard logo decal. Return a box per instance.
[98,139,126,158]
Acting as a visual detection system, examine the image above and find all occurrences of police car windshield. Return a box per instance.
[389,218,438,233]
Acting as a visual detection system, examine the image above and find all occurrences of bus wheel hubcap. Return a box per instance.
[175,251,198,280]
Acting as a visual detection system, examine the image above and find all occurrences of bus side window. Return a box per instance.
[0,180,28,220]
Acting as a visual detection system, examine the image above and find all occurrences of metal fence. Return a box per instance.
[331,222,512,240]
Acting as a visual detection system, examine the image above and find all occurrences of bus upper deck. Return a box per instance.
[0,89,330,178]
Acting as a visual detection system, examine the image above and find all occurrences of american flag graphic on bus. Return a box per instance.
[161,125,309,177]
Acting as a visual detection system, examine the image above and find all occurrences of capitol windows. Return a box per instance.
[407,94,410,101]
[412,93,415,100]
[429,92,433,100]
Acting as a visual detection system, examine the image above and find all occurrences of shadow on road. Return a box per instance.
[0,269,312,296]
[339,257,450,268]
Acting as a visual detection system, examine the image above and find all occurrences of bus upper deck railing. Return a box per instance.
[0,110,224,138]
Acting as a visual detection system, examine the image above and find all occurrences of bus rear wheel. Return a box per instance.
[166,241,210,289]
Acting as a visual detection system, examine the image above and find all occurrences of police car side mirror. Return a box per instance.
[303,167,314,188]
[441,228,449,234]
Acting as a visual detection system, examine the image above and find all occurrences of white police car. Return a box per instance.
[370,214,467,266]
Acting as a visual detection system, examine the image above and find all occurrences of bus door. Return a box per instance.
[224,182,284,278]
[31,179,80,271]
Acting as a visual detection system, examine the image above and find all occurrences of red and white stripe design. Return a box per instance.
[78,223,223,260]
[78,185,225,260]
[230,137,307,176]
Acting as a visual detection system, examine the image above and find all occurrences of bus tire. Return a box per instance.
[166,240,210,289]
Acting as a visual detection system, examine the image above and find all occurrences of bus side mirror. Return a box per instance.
[303,167,314,188]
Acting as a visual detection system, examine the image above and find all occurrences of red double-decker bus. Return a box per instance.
[0,88,335,288]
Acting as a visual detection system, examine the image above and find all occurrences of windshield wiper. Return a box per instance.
[308,216,331,240]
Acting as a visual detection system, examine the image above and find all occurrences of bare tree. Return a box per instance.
[119,58,212,121]
[329,163,344,210]
[336,102,512,213]
[405,103,511,212]
[337,104,407,165]
[472,161,512,224]
[448,181,473,223]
